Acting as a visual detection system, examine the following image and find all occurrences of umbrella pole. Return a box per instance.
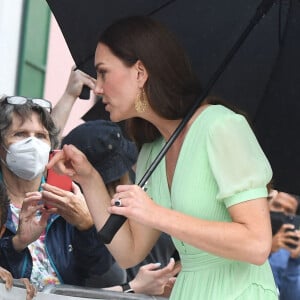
[98,0,276,244]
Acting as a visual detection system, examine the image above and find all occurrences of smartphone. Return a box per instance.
[284,214,300,249]
[285,214,300,230]
[270,211,284,236]
[46,150,72,191]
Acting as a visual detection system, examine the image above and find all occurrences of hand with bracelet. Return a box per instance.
[107,258,181,296]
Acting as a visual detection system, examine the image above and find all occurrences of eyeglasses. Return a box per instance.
[1,96,52,112]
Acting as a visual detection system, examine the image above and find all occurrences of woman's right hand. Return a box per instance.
[42,182,94,231]
[47,145,96,185]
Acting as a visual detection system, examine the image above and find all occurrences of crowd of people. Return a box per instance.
[0,64,180,298]
[0,14,299,300]
[0,89,114,291]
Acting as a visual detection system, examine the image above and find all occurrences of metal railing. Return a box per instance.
[0,280,168,300]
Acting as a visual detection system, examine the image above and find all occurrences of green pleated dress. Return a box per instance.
[136,105,278,300]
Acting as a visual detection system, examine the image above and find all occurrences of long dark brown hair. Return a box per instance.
[98,16,202,148]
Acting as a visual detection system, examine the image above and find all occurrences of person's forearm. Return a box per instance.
[51,68,96,143]
[77,170,147,267]
[51,92,77,143]
[146,199,271,265]
[78,168,113,231]
[102,285,123,292]
[12,235,28,252]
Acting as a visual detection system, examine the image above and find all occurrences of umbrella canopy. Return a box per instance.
[46,0,300,195]
[254,1,300,195]
[46,0,173,78]
[47,0,281,116]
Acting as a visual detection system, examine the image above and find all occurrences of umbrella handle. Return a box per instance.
[97,0,276,244]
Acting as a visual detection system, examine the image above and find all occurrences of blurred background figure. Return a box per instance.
[268,189,300,300]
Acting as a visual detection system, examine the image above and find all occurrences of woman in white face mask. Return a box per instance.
[0,94,115,292]
[0,95,58,201]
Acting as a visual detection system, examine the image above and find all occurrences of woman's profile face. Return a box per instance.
[94,43,141,122]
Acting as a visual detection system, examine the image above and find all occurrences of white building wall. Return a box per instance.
[0,0,24,95]
[0,1,94,136]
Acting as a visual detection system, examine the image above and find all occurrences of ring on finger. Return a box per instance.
[114,199,122,207]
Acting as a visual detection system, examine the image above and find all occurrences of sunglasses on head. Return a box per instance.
[1,95,52,113]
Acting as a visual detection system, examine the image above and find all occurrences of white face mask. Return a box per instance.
[4,137,51,181]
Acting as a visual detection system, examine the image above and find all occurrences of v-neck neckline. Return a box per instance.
[161,104,214,196]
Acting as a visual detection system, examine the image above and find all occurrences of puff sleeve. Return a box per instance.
[207,112,272,207]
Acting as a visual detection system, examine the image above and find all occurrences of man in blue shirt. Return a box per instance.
[268,190,300,300]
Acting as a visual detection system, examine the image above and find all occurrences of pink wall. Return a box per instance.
[44,16,96,136]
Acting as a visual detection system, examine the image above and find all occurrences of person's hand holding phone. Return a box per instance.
[47,150,73,192]
[288,229,300,258]
[271,223,299,253]
[283,214,300,254]
[47,144,97,187]
[41,182,94,231]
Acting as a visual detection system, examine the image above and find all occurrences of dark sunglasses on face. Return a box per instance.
[1,95,52,113]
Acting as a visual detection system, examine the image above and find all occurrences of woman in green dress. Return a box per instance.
[49,16,278,299]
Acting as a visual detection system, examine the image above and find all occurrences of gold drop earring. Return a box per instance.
[135,88,148,113]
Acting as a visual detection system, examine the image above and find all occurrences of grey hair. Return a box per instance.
[0,96,59,149]
[0,181,9,228]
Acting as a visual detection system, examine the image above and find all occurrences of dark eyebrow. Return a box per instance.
[95,62,104,69]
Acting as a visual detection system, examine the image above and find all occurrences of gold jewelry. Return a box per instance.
[135,88,148,113]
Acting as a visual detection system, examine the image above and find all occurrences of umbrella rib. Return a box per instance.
[148,0,177,16]
[74,53,94,72]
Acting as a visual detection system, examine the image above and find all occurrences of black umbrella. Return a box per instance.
[253,0,300,195]
[46,0,300,242]
[46,0,174,78]
[46,0,281,115]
